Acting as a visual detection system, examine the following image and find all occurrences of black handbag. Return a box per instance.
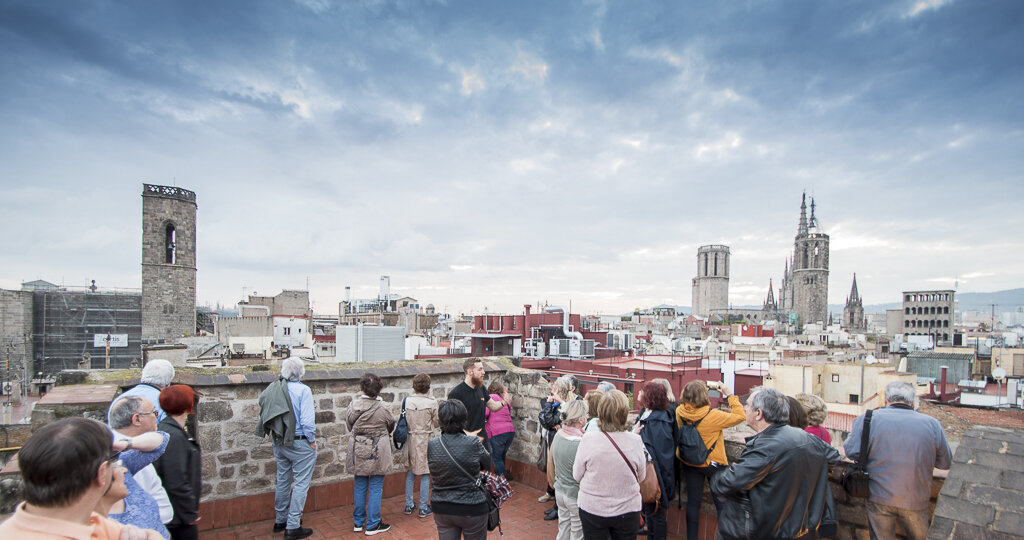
[439,437,503,536]
[842,409,872,498]
[392,398,409,449]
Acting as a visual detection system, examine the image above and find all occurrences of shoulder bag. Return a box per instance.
[438,436,503,536]
[603,431,661,507]
[392,397,409,449]
[842,409,872,498]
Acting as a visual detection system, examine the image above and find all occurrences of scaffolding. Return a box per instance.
[32,287,142,376]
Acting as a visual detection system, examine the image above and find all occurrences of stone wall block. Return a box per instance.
[315,411,336,424]
[974,451,1024,472]
[1000,470,1024,492]
[198,401,233,422]
[198,424,222,453]
[335,395,353,408]
[946,463,1001,485]
[219,466,235,479]
[319,398,333,410]
[992,510,1024,536]
[217,449,248,465]
[250,445,274,460]
[964,484,1017,506]
[315,450,336,465]
[931,497,995,527]
[959,435,1004,453]
[938,477,963,498]
[239,463,259,476]
[215,482,237,495]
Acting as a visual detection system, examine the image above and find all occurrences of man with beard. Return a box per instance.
[447,358,506,451]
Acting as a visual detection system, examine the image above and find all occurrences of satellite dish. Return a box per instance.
[993,367,1007,380]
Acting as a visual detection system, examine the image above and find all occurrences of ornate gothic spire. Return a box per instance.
[764,279,777,310]
[849,273,860,302]
[798,192,809,236]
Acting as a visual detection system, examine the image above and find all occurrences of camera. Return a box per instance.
[706,381,721,390]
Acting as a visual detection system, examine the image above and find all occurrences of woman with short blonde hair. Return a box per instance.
[573,389,646,539]
[795,393,832,444]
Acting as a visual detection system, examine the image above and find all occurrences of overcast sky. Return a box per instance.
[1,0,1022,316]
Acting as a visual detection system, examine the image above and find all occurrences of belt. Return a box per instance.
[294,435,308,441]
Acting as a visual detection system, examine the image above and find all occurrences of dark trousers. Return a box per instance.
[434,512,489,540]
[683,463,724,540]
[643,502,667,540]
[579,508,640,540]
[168,524,199,540]
[489,432,514,477]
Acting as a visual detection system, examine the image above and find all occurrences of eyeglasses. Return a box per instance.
[106,450,120,463]
[135,410,157,417]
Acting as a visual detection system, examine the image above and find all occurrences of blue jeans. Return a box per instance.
[490,431,514,477]
[273,439,317,529]
[353,475,384,529]
[405,471,430,508]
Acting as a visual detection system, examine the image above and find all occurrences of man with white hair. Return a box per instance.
[844,382,952,540]
[256,356,316,540]
[109,395,174,536]
[109,359,176,423]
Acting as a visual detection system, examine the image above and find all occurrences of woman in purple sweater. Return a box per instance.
[484,381,515,479]
[572,389,646,540]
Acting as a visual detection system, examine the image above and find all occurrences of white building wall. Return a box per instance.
[273,316,308,348]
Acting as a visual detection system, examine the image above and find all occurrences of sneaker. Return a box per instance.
[353,525,363,532]
[537,492,553,503]
[273,522,286,533]
[364,522,391,536]
[418,505,433,518]
[404,503,416,514]
[284,527,314,540]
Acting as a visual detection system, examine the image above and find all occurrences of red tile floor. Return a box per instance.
[199,482,685,539]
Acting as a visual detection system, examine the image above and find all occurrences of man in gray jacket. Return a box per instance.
[844,382,952,540]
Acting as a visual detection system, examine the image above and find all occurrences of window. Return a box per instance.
[944,306,949,314]
[905,307,910,315]
[818,374,822,383]
[164,224,176,264]
[832,374,840,382]
[714,253,718,276]
[905,320,910,327]
[284,328,291,336]
[849,394,859,404]
[905,294,911,302]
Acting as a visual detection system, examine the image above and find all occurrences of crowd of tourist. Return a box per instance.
[3,355,953,540]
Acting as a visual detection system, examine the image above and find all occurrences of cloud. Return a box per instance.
[905,0,953,18]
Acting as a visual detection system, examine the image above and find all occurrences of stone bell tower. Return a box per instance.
[691,244,730,318]
[141,184,197,340]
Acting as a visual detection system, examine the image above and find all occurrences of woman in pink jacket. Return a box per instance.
[485,381,515,479]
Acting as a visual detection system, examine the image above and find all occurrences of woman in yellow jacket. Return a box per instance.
[675,380,745,540]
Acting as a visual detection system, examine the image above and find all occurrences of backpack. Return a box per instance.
[392,397,409,449]
[677,410,715,466]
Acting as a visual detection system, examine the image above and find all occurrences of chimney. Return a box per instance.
[939,365,948,402]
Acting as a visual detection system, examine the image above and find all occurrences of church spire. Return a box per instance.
[764,279,777,310]
[849,273,860,302]
[798,192,808,236]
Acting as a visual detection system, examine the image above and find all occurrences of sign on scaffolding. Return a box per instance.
[93,334,129,348]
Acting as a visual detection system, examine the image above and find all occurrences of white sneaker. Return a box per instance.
[354,525,363,532]
[537,492,553,502]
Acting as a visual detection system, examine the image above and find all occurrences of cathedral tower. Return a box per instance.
[691,245,730,318]
[788,194,829,327]
[141,184,197,340]
[843,274,865,331]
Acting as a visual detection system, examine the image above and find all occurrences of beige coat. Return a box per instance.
[345,396,396,477]
[402,393,439,475]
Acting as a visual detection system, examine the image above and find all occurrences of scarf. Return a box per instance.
[561,426,584,441]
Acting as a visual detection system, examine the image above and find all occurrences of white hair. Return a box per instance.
[885,382,916,405]
[140,359,175,387]
[281,357,305,381]
[597,381,615,393]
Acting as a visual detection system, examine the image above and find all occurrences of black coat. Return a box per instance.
[638,407,677,505]
[153,417,202,526]
[711,424,840,540]
[428,433,491,509]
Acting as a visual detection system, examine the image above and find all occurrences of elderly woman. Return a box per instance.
[539,375,579,514]
[153,385,201,540]
[582,390,603,433]
[573,389,646,540]
[637,382,676,540]
[676,381,745,540]
[346,373,396,536]
[795,393,832,444]
[484,381,514,480]
[429,399,493,540]
[786,396,809,429]
[551,399,589,540]
[404,373,439,518]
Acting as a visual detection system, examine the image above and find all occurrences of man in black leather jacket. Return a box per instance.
[711,388,840,540]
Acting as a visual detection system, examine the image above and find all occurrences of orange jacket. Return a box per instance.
[675,395,746,466]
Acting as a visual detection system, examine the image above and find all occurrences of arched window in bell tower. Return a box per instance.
[714,253,718,276]
[165,223,176,264]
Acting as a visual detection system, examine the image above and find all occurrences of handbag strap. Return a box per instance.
[401,397,407,418]
[856,409,872,471]
[602,431,640,484]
